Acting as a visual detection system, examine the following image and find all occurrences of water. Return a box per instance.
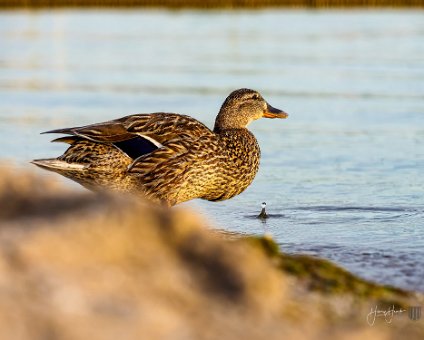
[1,9,423,292]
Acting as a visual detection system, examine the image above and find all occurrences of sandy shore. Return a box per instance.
[0,166,423,339]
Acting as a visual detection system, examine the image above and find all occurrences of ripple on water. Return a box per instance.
[293,205,418,213]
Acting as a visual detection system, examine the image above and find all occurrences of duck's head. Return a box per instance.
[214,88,288,131]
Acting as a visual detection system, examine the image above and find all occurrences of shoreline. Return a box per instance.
[0,166,422,338]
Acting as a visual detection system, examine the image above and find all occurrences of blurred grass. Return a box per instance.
[0,0,423,8]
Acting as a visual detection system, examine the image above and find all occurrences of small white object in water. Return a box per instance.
[258,202,268,219]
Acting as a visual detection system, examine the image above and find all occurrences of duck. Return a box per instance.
[31,88,288,206]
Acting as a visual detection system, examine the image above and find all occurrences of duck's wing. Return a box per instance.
[44,112,216,165]
[44,115,144,143]
[125,113,217,173]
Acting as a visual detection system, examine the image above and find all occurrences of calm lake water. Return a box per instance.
[0,9,423,292]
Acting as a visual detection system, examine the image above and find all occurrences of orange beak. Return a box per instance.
[263,102,288,119]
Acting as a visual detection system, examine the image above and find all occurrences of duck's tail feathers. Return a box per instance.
[31,159,86,172]
[41,127,75,135]
[51,136,79,145]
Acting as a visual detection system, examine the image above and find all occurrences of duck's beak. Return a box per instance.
[263,103,288,119]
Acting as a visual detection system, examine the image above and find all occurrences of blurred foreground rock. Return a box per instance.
[0,166,423,340]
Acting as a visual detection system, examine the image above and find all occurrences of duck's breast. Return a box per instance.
[201,129,260,202]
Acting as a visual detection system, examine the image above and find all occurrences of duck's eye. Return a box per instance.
[252,94,259,100]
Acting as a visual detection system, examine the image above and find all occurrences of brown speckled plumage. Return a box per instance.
[32,89,288,206]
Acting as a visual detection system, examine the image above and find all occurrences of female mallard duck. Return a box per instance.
[32,88,288,206]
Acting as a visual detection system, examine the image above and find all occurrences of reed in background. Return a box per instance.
[0,0,423,8]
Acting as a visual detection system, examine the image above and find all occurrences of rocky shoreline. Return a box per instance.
[0,167,422,339]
